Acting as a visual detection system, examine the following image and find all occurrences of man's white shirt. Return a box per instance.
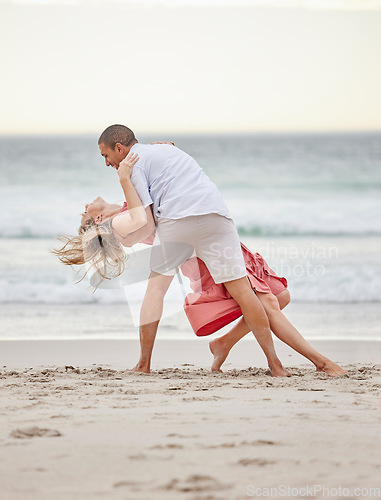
[129,143,232,222]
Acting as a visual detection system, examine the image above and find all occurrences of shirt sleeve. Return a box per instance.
[130,166,153,208]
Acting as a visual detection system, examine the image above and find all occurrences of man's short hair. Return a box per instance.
[98,124,136,149]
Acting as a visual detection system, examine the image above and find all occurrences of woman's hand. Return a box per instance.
[150,141,175,146]
[117,152,139,180]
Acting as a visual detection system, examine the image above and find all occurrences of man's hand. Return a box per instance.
[117,152,139,180]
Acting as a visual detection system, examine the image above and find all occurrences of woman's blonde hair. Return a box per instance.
[51,218,127,291]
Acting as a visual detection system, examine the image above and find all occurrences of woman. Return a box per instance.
[53,150,347,377]
[53,152,152,288]
[181,252,346,376]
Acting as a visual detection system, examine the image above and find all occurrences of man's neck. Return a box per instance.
[122,140,139,159]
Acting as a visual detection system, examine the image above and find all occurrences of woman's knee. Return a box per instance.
[257,292,281,315]
[277,290,291,310]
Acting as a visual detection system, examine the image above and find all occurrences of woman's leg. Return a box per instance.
[210,289,347,376]
[276,289,291,310]
[255,292,347,376]
[209,290,290,372]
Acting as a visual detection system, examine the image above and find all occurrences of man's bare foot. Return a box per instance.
[209,338,230,372]
[316,359,348,377]
[131,364,150,374]
[269,362,292,377]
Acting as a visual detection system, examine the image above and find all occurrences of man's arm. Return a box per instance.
[117,205,156,247]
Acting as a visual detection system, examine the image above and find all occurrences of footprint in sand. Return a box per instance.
[206,440,277,449]
[237,458,275,466]
[150,444,184,450]
[243,439,277,446]
[166,433,199,438]
[10,426,62,439]
[161,474,231,492]
[113,480,144,490]
[128,453,147,460]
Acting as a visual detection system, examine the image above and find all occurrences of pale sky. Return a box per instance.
[1,0,381,134]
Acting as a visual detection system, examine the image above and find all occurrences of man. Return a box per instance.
[98,124,290,377]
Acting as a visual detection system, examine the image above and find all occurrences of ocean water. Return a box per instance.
[1,132,381,339]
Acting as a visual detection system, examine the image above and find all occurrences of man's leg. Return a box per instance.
[223,277,290,377]
[209,290,290,372]
[132,271,174,373]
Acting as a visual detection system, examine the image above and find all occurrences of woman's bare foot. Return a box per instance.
[269,361,292,377]
[209,338,230,372]
[316,359,348,377]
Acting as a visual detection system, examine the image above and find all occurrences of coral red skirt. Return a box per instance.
[180,243,287,337]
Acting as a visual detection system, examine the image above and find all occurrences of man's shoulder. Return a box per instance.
[133,142,186,154]
[133,143,192,165]
[131,142,169,155]
[132,142,167,149]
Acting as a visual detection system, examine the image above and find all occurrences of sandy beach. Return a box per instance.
[1,339,380,500]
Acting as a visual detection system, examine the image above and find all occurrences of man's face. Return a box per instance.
[99,143,125,169]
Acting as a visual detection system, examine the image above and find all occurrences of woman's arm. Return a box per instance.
[117,205,156,248]
[150,141,175,146]
[111,152,148,238]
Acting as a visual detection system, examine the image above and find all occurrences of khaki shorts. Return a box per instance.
[150,213,247,284]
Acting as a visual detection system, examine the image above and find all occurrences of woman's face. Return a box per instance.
[80,196,106,226]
